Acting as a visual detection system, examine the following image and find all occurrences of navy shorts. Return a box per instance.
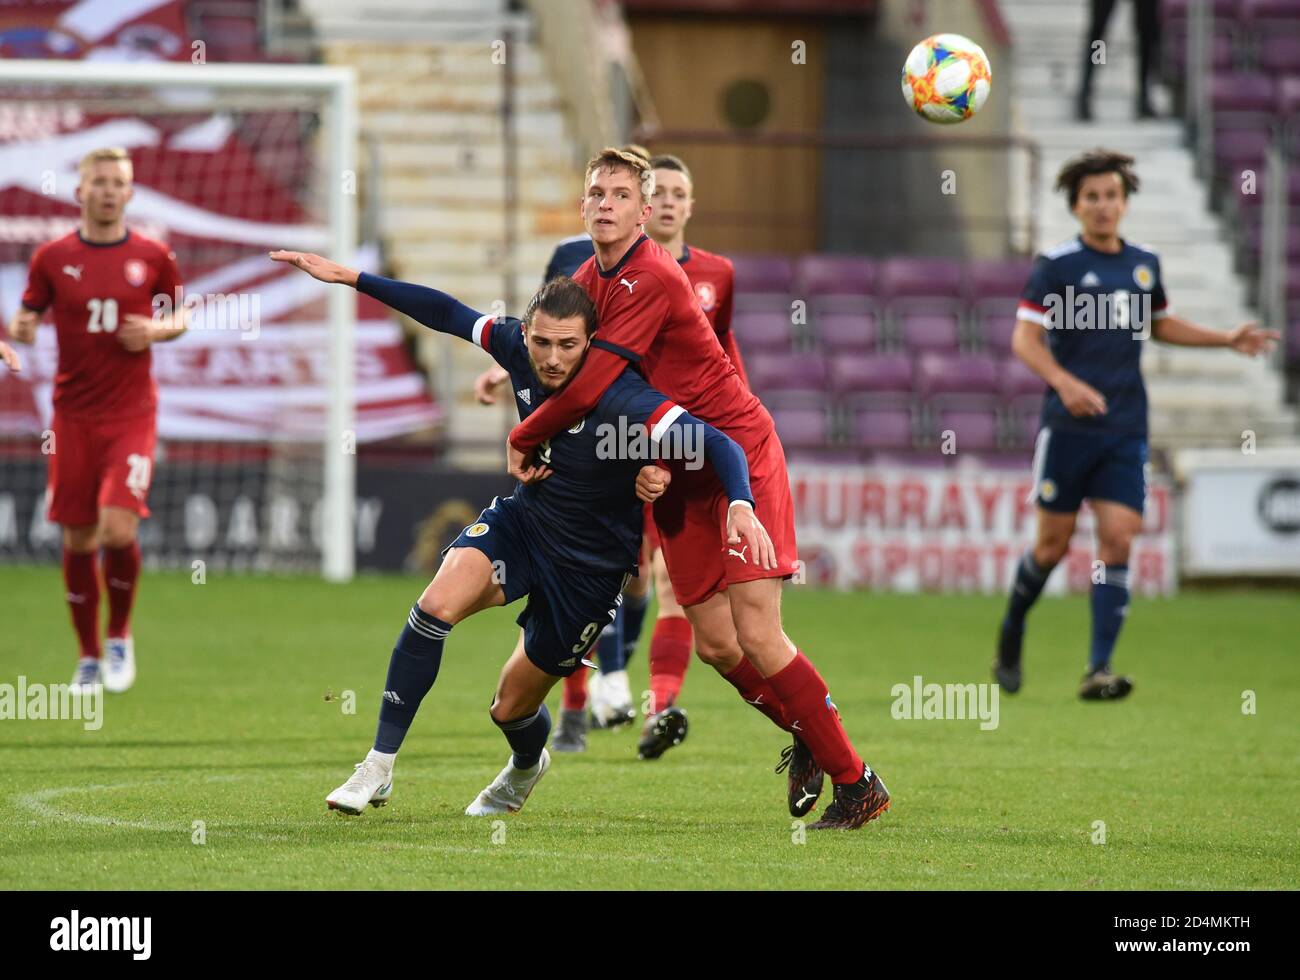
[445,495,629,677]
[1029,428,1148,514]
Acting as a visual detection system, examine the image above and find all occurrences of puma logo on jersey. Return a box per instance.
[62,265,83,281]
[727,544,749,564]
[618,278,637,294]
[516,388,531,405]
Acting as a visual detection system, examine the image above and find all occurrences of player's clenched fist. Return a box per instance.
[269,250,359,287]
[0,339,21,372]
[635,464,671,503]
[726,501,777,571]
[7,307,39,345]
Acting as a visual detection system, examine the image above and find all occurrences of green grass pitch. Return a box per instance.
[1,565,1296,890]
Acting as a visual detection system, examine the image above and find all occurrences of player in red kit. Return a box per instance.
[6,148,186,694]
[635,153,747,761]
[474,153,749,760]
[506,148,889,829]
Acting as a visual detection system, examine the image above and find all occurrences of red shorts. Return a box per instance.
[653,424,798,607]
[643,502,661,553]
[47,412,157,527]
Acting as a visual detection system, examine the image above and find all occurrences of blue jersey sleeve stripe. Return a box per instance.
[591,338,641,363]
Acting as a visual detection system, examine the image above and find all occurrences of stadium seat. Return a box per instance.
[828,353,913,398]
[771,405,834,452]
[731,254,794,294]
[746,352,827,398]
[850,406,916,451]
[915,352,1000,404]
[1211,73,1275,114]
[879,257,965,300]
[935,408,1001,453]
[898,312,962,355]
[795,254,877,297]
[999,357,1046,401]
[966,258,1034,302]
[732,312,797,353]
[815,311,879,354]
[1258,36,1300,73]
[976,312,1018,357]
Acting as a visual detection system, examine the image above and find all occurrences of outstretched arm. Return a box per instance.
[270,251,486,340]
[1152,315,1279,354]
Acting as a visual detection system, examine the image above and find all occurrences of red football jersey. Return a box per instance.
[510,235,769,453]
[20,230,181,421]
[679,243,747,389]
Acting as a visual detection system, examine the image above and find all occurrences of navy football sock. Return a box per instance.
[496,704,552,770]
[373,606,451,754]
[1089,565,1129,672]
[1004,550,1055,630]
[620,591,650,666]
[595,608,625,673]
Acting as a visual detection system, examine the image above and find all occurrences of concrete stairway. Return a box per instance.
[998,0,1297,451]
[298,0,587,464]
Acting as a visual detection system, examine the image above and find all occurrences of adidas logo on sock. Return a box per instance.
[382,690,404,706]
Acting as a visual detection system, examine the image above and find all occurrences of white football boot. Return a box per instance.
[326,751,394,815]
[465,749,551,816]
[102,636,136,693]
[69,656,102,694]
[590,669,636,729]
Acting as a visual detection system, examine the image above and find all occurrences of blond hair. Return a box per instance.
[79,147,133,180]
[585,147,654,204]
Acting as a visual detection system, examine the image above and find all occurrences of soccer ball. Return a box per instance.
[901,33,992,125]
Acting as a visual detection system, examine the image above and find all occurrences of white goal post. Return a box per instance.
[0,60,358,582]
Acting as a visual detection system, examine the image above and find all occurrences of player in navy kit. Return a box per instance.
[996,149,1277,700]
[269,249,768,816]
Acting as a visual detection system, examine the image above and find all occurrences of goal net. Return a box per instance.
[0,61,369,581]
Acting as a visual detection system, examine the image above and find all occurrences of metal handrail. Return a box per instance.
[631,126,1041,254]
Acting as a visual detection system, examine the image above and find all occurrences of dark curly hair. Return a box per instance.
[1055,149,1140,208]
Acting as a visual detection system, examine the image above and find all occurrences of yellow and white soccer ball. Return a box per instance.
[901,33,992,125]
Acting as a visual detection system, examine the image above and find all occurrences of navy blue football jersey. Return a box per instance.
[474,314,717,572]
[543,234,595,283]
[1017,236,1170,437]
[353,271,753,575]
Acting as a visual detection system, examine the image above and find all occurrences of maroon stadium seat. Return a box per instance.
[795,254,877,297]
[898,312,962,354]
[828,353,913,396]
[850,407,915,451]
[731,254,794,293]
[816,311,878,353]
[915,353,1000,405]
[966,258,1034,301]
[999,357,1046,400]
[731,313,796,353]
[771,406,832,451]
[936,408,1000,452]
[977,312,1018,356]
[1211,73,1275,113]
[878,257,965,300]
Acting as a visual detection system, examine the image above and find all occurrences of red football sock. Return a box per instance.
[562,666,588,711]
[648,616,692,714]
[102,540,141,639]
[767,651,863,784]
[721,656,790,731]
[62,548,101,659]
